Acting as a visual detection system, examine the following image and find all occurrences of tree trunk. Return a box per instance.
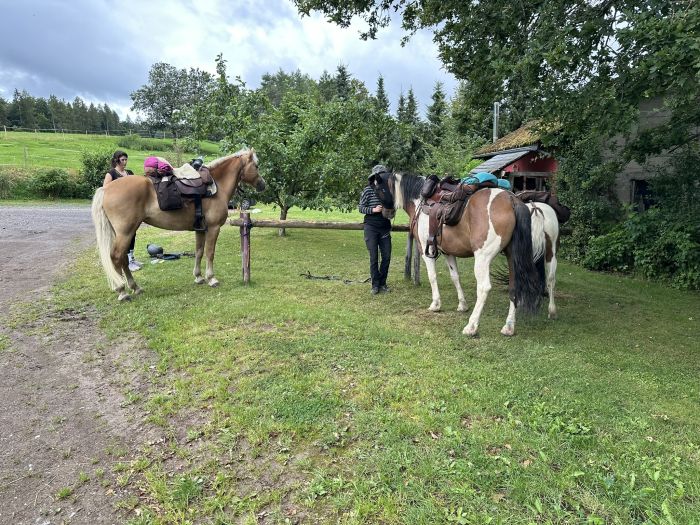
[278,205,289,237]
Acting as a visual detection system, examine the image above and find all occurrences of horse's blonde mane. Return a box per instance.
[207,148,257,169]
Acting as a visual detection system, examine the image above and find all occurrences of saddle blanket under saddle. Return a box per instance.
[417,174,504,258]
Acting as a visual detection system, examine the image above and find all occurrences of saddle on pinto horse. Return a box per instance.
[515,190,571,224]
[417,174,499,258]
[145,157,216,232]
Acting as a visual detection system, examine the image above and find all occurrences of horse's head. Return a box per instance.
[368,168,396,220]
[239,148,266,192]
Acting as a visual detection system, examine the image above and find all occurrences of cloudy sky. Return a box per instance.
[2,0,458,121]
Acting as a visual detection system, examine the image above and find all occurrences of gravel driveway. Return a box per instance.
[0,204,95,306]
[0,204,155,524]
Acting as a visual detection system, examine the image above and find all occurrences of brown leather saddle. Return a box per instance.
[149,166,215,232]
[515,190,571,224]
[416,175,497,258]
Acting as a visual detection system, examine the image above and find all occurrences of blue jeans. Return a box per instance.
[364,226,391,288]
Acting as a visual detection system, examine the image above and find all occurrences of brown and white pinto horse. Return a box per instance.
[525,201,560,319]
[91,148,265,301]
[372,171,545,336]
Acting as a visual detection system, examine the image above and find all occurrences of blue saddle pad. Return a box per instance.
[497,179,512,190]
[461,172,498,185]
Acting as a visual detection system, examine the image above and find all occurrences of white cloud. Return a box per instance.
[1,0,457,119]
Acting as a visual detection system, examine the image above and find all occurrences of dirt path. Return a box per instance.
[0,205,156,524]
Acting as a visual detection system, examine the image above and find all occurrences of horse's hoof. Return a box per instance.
[132,287,143,296]
[194,277,205,285]
[500,325,515,336]
[118,293,131,302]
[208,278,220,288]
[463,325,478,337]
[548,312,558,320]
[457,303,468,312]
[428,302,441,312]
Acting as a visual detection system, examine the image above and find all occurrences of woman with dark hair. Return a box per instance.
[103,150,142,271]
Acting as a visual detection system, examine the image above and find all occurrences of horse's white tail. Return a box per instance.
[91,188,124,290]
[529,206,546,263]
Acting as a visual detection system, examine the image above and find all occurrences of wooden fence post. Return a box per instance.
[240,211,252,284]
[404,232,413,280]
[413,237,421,285]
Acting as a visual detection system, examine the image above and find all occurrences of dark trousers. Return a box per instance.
[129,234,136,251]
[364,226,391,288]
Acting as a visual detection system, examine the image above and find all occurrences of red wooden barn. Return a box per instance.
[469,122,557,192]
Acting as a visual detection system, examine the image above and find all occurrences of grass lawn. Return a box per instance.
[0,131,219,173]
[39,206,700,524]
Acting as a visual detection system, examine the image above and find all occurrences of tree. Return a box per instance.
[404,88,419,126]
[396,92,406,123]
[72,97,88,131]
[8,90,36,129]
[374,75,390,114]
[425,82,447,146]
[131,62,214,138]
[259,68,318,107]
[293,1,700,158]
[195,58,390,230]
[48,95,71,130]
[0,97,7,127]
[33,98,52,129]
[317,70,336,102]
[335,64,351,100]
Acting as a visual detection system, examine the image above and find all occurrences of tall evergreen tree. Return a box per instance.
[374,75,390,114]
[426,82,447,146]
[8,90,37,129]
[33,98,52,129]
[72,97,88,131]
[396,91,406,123]
[318,70,336,102]
[335,64,351,100]
[405,88,419,125]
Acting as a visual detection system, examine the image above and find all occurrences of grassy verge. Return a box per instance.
[50,208,700,524]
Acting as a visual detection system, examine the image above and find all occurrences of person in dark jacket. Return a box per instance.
[359,165,392,294]
[103,150,142,271]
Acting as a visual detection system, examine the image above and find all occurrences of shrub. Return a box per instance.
[583,147,700,290]
[0,169,16,199]
[31,168,73,198]
[79,146,114,195]
[178,136,201,155]
[556,134,623,261]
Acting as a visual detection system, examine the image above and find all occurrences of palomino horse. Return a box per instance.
[91,148,265,301]
[372,171,545,336]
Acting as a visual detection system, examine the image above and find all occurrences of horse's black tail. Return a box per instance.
[510,198,544,315]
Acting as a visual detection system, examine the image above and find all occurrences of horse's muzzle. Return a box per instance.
[382,208,396,220]
[255,178,266,192]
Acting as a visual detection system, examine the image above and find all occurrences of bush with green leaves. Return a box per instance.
[79,146,114,195]
[583,148,700,290]
[31,168,74,198]
[556,134,623,261]
[178,136,201,155]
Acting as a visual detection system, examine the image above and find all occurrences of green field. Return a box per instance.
[0,130,220,173]
[22,205,699,524]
